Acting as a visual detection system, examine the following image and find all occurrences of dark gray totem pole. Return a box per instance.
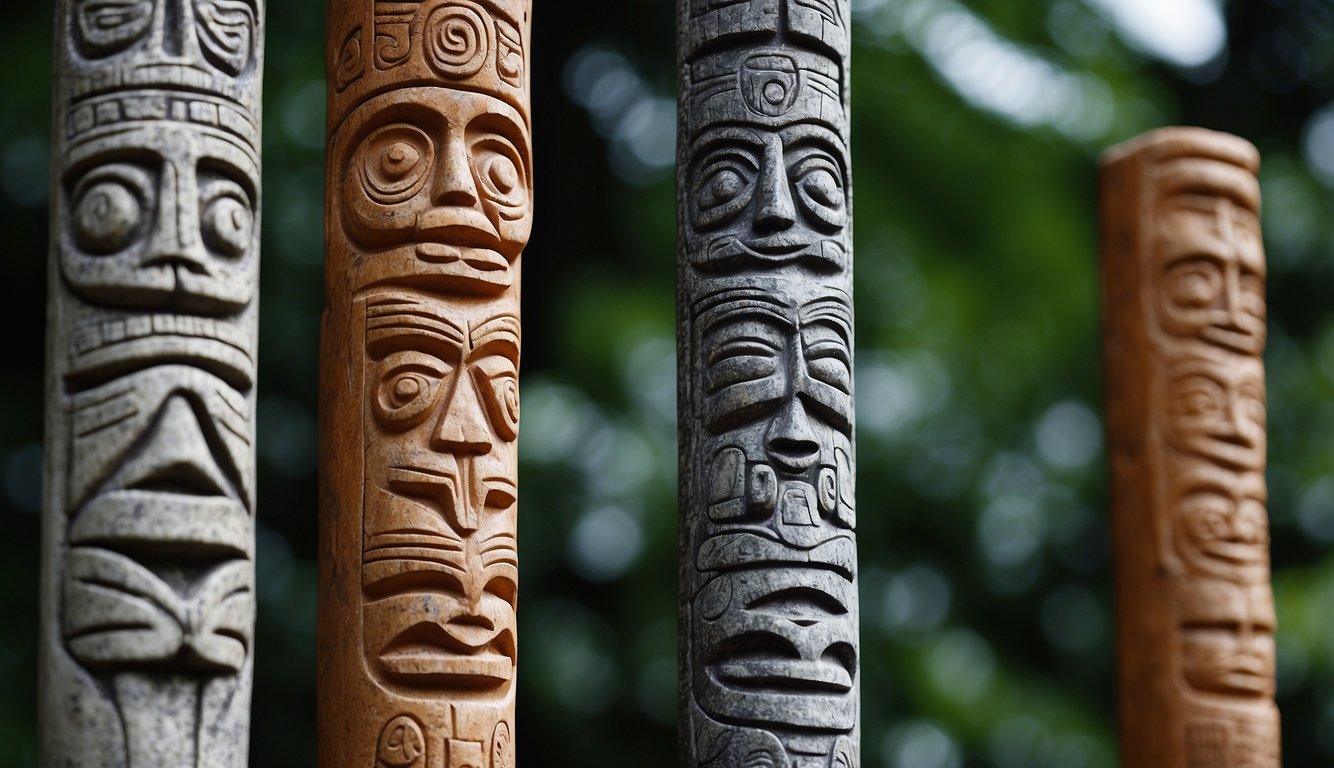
[41,2,263,766]
[676,2,858,767]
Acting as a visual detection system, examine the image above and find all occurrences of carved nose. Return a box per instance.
[142,162,208,273]
[753,145,795,235]
[765,397,820,472]
[432,371,492,456]
[431,139,479,208]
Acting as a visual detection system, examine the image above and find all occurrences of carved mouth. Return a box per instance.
[714,658,852,693]
[698,237,846,271]
[379,622,514,686]
[415,243,508,273]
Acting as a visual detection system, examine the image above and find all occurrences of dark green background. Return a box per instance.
[2,1,1334,765]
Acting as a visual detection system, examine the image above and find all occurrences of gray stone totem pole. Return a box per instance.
[677,2,859,767]
[41,2,263,766]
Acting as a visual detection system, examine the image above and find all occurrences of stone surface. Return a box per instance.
[1100,127,1280,768]
[676,2,860,766]
[319,3,530,767]
[41,2,263,766]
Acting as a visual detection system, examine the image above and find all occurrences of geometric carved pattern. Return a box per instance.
[1101,128,1280,767]
[678,2,858,764]
[321,3,530,766]
[43,1,262,765]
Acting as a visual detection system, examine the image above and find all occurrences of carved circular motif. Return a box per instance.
[377,715,426,768]
[73,181,142,254]
[357,124,435,205]
[425,3,492,79]
[201,191,254,258]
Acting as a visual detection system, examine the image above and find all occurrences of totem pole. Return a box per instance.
[677,2,859,766]
[40,2,263,766]
[319,3,529,767]
[1101,128,1279,767]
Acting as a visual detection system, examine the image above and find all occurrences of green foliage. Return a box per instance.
[2,1,1334,765]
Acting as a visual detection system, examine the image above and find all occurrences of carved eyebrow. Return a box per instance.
[470,315,521,357]
[692,126,766,153]
[801,297,853,333]
[366,301,466,356]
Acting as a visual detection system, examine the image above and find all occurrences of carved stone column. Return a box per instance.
[319,3,529,767]
[1101,128,1280,768]
[677,3,859,766]
[41,2,263,766]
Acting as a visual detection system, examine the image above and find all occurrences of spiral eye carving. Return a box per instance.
[75,0,153,57]
[73,180,143,255]
[373,359,447,428]
[358,125,434,205]
[474,365,519,442]
[473,140,528,213]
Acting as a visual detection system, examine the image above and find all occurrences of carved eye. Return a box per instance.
[1171,375,1225,422]
[472,362,519,442]
[200,179,253,258]
[75,0,153,57]
[473,139,528,215]
[805,329,852,394]
[1165,260,1222,309]
[1239,273,1266,320]
[791,152,845,231]
[193,0,257,75]
[1182,492,1232,540]
[73,179,144,254]
[704,331,782,395]
[358,125,434,205]
[373,356,448,428]
[692,151,758,230]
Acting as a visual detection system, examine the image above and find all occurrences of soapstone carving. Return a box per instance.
[677,2,860,765]
[320,3,530,766]
[1100,127,1280,768]
[41,1,263,766]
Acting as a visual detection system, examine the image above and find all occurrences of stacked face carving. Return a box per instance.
[45,1,262,766]
[679,2,857,766]
[1100,131,1279,767]
[323,2,528,766]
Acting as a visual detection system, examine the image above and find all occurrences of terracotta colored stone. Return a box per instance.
[1100,127,1280,768]
[319,3,530,767]
[676,3,859,766]
[40,2,263,766]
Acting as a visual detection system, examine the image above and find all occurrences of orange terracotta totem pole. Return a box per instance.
[319,3,530,767]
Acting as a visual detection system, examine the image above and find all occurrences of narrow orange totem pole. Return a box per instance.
[319,3,530,767]
[1101,128,1279,767]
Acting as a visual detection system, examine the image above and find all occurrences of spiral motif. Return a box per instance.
[425,3,492,79]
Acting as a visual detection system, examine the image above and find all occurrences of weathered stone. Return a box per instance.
[319,3,530,767]
[41,2,263,766]
[677,2,860,765]
[1100,127,1280,768]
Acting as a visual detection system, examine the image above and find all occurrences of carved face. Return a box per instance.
[1170,462,1268,581]
[360,292,519,693]
[72,0,258,76]
[687,122,848,273]
[60,123,259,314]
[1177,579,1276,697]
[1164,355,1265,470]
[339,89,532,293]
[689,285,857,731]
[1152,191,1265,355]
[699,289,854,538]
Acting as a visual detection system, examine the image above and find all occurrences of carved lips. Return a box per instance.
[340,90,532,293]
